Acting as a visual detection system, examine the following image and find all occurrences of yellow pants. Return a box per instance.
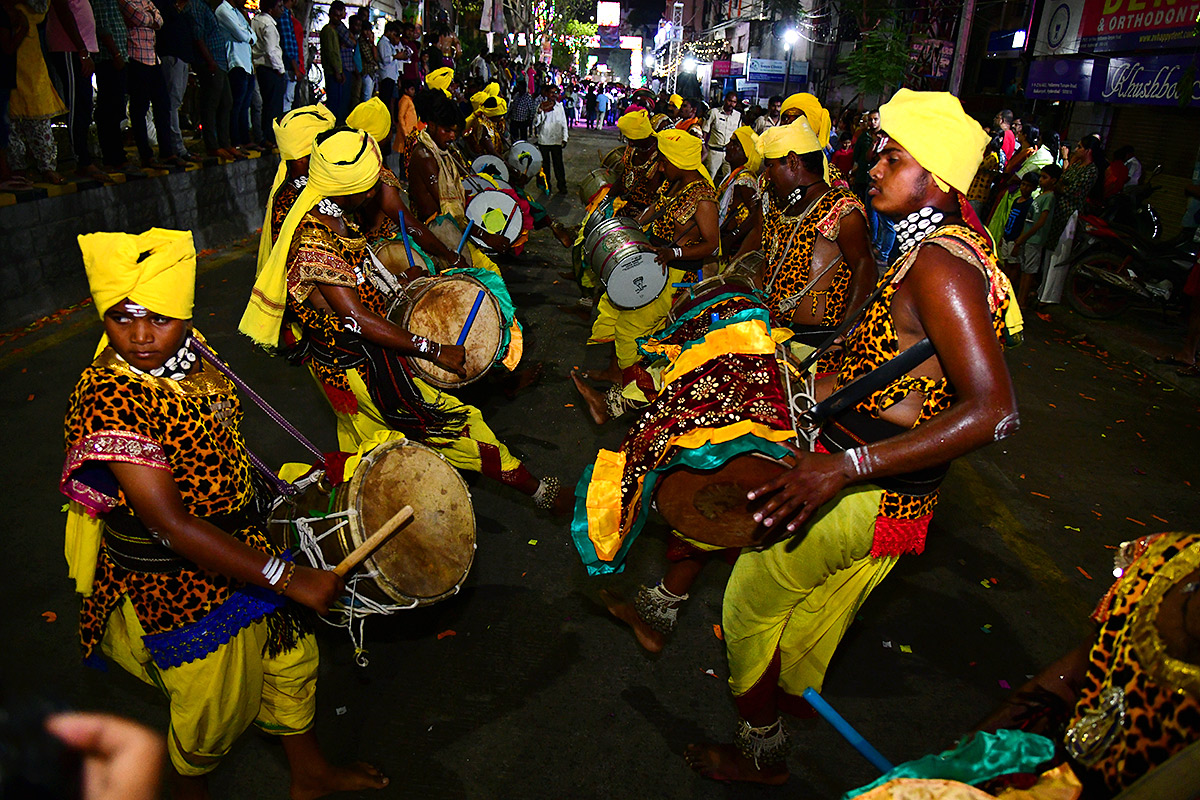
[101,597,318,776]
[326,365,523,475]
[723,484,897,700]
[587,268,687,369]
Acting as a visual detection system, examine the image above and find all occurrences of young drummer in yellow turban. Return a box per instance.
[684,89,1019,786]
[778,92,851,189]
[464,94,509,159]
[62,227,388,798]
[572,128,719,424]
[716,126,762,259]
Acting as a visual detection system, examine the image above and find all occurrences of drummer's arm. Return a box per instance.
[314,283,468,376]
[749,247,1017,537]
[379,184,467,268]
[837,208,876,316]
[721,185,758,240]
[107,462,344,614]
[732,213,763,262]
[408,147,441,223]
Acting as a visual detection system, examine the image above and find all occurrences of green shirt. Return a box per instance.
[1023,190,1055,249]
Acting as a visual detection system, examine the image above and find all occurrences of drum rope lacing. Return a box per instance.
[779,344,818,450]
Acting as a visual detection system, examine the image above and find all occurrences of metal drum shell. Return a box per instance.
[394,275,504,388]
[579,168,614,205]
[584,218,668,309]
[667,272,762,327]
[600,147,624,171]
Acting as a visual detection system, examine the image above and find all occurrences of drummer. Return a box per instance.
[425,65,457,99]
[572,128,719,423]
[241,129,572,514]
[63,228,388,798]
[752,120,875,372]
[716,126,762,260]
[685,90,1021,784]
[464,89,508,160]
[612,109,663,217]
[779,92,852,190]
[407,89,511,274]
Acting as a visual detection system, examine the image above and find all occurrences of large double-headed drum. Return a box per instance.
[600,147,623,171]
[277,439,475,608]
[579,168,614,205]
[583,216,668,309]
[393,274,504,388]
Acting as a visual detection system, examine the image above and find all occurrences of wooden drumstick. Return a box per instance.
[332,505,414,577]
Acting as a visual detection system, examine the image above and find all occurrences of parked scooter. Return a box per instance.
[1103,165,1162,240]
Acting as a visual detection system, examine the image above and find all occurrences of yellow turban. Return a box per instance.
[481,96,507,117]
[485,81,500,97]
[426,67,454,96]
[668,93,682,109]
[781,93,831,148]
[347,97,392,145]
[878,88,989,196]
[654,128,711,185]
[261,104,337,276]
[80,228,196,320]
[241,130,383,347]
[617,109,654,140]
[469,89,489,111]
[757,117,827,182]
[731,126,761,174]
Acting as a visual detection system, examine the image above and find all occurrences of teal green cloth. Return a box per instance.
[570,433,792,575]
[636,304,771,361]
[443,267,519,363]
[843,730,1057,799]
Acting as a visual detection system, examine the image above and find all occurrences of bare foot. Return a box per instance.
[291,762,388,800]
[503,362,544,399]
[580,361,621,384]
[571,371,611,425]
[38,169,67,185]
[598,589,664,653]
[551,223,578,248]
[684,743,789,785]
[77,164,113,182]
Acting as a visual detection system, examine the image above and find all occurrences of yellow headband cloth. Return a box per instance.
[758,118,827,182]
[781,93,831,148]
[732,126,761,174]
[668,93,682,109]
[260,103,337,275]
[469,89,489,111]
[346,97,392,145]
[426,67,454,96]
[617,110,654,140]
[654,129,712,185]
[878,88,990,196]
[80,228,196,320]
[482,97,507,117]
[241,130,383,347]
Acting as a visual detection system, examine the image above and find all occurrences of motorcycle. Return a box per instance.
[1102,164,1162,241]
[1064,211,1198,319]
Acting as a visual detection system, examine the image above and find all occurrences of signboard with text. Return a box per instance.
[1027,57,1096,99]
[1033,0,1199,55]
[1027,53,1200,105]
[712,60,743,78]
[746,58,808,82]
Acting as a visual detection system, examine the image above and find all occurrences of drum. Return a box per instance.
[600,147,623,171]
[465,188,524,252]
[583,217,668,310]
[579,168,614,205]
[276,439,475,608]
[471,154,509,183]
[723,250,766,286]
[666,272,761,326]
[507,141,542,179]
[372,240,425,285]
[394,274,504,388]
[655,452,799,548]
[462,173,495,197]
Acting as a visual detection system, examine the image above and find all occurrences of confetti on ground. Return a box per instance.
[713,624,723,640]
[1126,517,1146,526]
[41,611,56,622]
[1047,403,1056,408]
[1152,515,1169,524]
[981,624,993,634]
[564,403,574,407]
[704,668,719,678]
[969,661,977,667]
[26,394,34,401]
[1091,510,1102,518]
[989,577,998,585]
[899,645,912,654]
[1064,525,1080,531]
[980,580,991,588]
[521,572,527,577]
[1019,474,1025,479]
[1077,567,1093,580]
[528,539,538,545]
[335,706,347,715]
[882,640,892,648]
[437,630,457,640]
[1079,394,1096,401]
[1030,491,1050,499]
[998,680,1011,689]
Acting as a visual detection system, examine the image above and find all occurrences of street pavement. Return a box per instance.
[2,125,1198,799]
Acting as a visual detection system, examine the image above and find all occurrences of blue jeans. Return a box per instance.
[869,205,896,260]
[325,78,348,121]
[228,67,254,145]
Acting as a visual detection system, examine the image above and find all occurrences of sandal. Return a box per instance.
[1176,363,1200,378]
[1154,355,1193,368]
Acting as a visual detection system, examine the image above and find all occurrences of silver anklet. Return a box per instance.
[533,476,561,510]
[634,582,689,635]
[734,717,791,769]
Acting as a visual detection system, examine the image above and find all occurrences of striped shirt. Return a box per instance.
[278,6,298,72]
[91,0,128,62]
[189,0,228,71]
[119,0,161,66]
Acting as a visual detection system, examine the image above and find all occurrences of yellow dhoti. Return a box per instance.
[723,484,897,699]
[101,597,317,776]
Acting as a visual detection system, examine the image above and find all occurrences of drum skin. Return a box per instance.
[471,154,510,183]
[506,141,542,178]
[583,217,667,309]
[373,240,424,285]
[279,440,476,606]
[397,275,503,388]
[655,452,796,548]
[579,168,614,205]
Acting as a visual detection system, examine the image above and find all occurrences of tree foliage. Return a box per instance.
[503,0,594,65]
[838,16,911,96]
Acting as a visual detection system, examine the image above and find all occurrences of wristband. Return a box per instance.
[672,247,683,259]
[262,555,287,587]
[273,562,296,595]
[411,335,435,355]
[843,446,874,479]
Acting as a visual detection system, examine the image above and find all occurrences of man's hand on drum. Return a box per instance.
[433,343,468,377]
[480,231,511,253]
[745,442,848,547]
[286,567,347,615]
[653,247,674,272]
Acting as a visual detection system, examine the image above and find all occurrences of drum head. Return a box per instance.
[372,240,423,284]
[403,275,503,387]
[605,251,668,310]
[465,189,523,246]
[655,453,792,548]
[349,440,475,604]
[462,174,495,197]
[471,154,510,183]
[724,251,766,285]
[506,141,542,178]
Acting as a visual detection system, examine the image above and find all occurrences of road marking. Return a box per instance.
[957,461,1090,622]
[0,243,255,373]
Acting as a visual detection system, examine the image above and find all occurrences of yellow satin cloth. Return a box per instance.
[347,96,392,145]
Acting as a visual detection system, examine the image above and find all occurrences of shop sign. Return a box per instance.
[712,60,743,78]
[746,58,807,82]
[1092,52,1200,105]
[1033,0,1200,55]
[1027,57,1096,99]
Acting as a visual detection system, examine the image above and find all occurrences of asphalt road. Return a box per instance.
[2,126,1198,799]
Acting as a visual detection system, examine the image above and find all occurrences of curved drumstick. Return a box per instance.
[332,505,414,577]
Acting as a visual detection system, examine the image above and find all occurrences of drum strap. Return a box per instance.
[800,338,935,429]
[102,505,260,574]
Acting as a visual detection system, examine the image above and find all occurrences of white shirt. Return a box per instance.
[1125,156,1142,187]
[534,102,569,145]
[215,2,255,73]
[703,107,741,148]
[251,13,283,73]
[378,35,400,82]
[754,114,779,134]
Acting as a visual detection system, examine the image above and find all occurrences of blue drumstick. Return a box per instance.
[672,282,697,288]
[801,688,894,774]
[456,220,475,255]
[397,211,417,272]
[457,290,485,346]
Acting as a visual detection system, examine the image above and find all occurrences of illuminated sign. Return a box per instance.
[596,1,620,27]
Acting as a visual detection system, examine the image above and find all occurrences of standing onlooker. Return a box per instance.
[9,0,67,182]
[189,0,236,159]
[562,86,574,128]
[277,0,300,112]
[508,80,535,141]
[584,86,596,128]
[344,13,362,113]
[216,0,254,148]
[47,0,106,179]
[376,20,399,115]
[251,0,283,142]
[1014,165,1059,308]
[569,85,582,127]
[993,109,1016,166]
[595,86,610,128]
[398,21,418,83]
[534,83,567,194]
[355,9,376,102]
[319,0,345,118]
[90,0,132,172]
[152,0,198,162]
[753,95,782,134]
[701,90,740,179]
[121,0,177,167]
[1040,134,1105,304]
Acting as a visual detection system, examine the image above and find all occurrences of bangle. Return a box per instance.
[671,246,683,259]
[274,562,296,595]
[433,341,442,360]
[262,555,286,587]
